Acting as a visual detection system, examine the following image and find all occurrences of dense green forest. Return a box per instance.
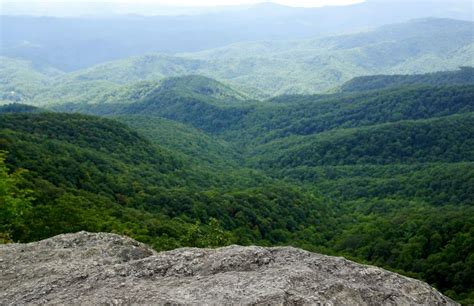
[1,67,473,303]
[339,66,474,92]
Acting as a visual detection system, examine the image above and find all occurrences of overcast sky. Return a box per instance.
[1,0,365,8]
[0,0,367,16]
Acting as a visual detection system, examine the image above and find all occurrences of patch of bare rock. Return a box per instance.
[0,231,457,305]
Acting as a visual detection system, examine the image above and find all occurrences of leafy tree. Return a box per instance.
[0,151,33,243]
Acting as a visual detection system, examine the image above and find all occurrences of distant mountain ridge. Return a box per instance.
[1,18,473,103]
[339,67,474,92]
[1,0,472,70]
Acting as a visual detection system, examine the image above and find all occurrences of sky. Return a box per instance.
[0,0,365,8]
[0,0,367,16]
[133,0,363,7]
[136,0,365,7]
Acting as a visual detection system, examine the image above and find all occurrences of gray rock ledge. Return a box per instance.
[0,231,457,305]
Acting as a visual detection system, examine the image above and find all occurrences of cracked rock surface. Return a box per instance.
[0,231,457,305]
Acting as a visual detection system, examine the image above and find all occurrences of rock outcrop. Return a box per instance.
[0,231,457,305]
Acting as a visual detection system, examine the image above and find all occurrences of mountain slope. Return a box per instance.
[2,0,471,70]
[116,115,241,167]
[0,57,61,103]
[249,113,474,169]
[339,67,474,92]
[229,85,474,146]
[53,77,256,133]
[58,18,474,97]
[7,74,250,107]
[2,18,472,104]
[2,72,474,302]
[182,18,474,95]
[140,75,250,104]
[0,112,191,246]
[0,112,336,254]
[0,113,181,190]
[0,103,45,114]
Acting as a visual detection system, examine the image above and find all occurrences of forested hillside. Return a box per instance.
[1,19,473,105]
[340,66,474,92]
[57,83,473,145]
[181,18,474,95]
[61,18,474,96]
[249,114,474,168]
[116,115,241,167]
[2,1,471,70]
[0,111,336,255]
[0,57,59,103]
[2,67,473,302]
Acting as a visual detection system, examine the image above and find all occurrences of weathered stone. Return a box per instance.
[0,231,457,305]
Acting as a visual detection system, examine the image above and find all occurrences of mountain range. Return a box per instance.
[1,5,474,303]
[1,18,473,103]
[1,0,472,70]
[2,65,474,302]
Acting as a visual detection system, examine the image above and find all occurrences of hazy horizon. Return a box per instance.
[1,0,471,18]
[1,0,367,17]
